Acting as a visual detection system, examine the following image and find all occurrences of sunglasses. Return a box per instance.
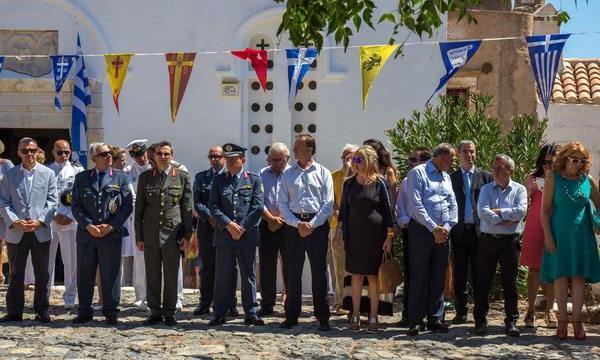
[20,148,38,154]
[56,150,71,156]
[542,160,553,165]
[208,155,223,160]
[95,151,112,158]
[568,157,588,164]
[352,156,363,164]
[156,151,172,157]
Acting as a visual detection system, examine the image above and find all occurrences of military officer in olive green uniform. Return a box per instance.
[135,141,193,326]
[208,143,264,326]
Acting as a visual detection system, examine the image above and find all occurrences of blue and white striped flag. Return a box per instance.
[0,56,4,74]
[286,48,317,109]
[71,33,91,168]
[526,34,570,113]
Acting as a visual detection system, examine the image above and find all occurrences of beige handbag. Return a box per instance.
[377,251,403,294]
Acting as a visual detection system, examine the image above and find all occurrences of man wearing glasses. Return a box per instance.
[71,142,133,325]
[0,137,58,323]
[192,146,239,317]
[48,140,84,310]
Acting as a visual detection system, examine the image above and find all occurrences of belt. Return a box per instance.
[293,212,316,220]
[464,223,476,230]
[481,232,518,239]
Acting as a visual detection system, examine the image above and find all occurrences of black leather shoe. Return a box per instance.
[427,320,450,333]
[452,313,468,324]
[105,315,118,325]
[72,315,92,324]
[244,316,265,326]
[228,308,240,317]
[474,322,488,335]
[193,305,210,316]
[318,321,331,332]
[0,314,23,323]
[208,316,227,326]
[34,312,51,323]
[279,319,298,329]
[396,316,410,327]
[143,316,163,325]
[505,322,520,337]
[257,307,274,317]
[164,317,177,326]
[407,324,420,336]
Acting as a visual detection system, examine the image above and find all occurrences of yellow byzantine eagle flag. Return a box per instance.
[166,52,196,123]
[105,54,133,114]
[360,45,398,109]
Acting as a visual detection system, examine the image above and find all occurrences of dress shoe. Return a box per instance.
[279,319,298,329]
[164,317,177,326]
[452,313,468,324]
[0,314,23,323]
[143,316,163,325]
[407,324,420,336]
[34,312,51,323]
[396,316,410,327]
[318,321,331,332]
[208,316,227,326]
[244,316,265,326]
[193,305,211,316]
[72,315,92,324]
[105,315,118,325]
[427,320,450,333]
[474,321,488,335]
[228,308,240,317]
[257,307,274,317]
[505,322,520,337]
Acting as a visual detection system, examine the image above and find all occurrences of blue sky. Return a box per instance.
[547,0,600,58]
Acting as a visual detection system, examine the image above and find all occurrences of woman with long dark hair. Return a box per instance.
[363,139,398,205]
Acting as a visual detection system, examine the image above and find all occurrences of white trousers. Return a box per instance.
[48,229,78,304]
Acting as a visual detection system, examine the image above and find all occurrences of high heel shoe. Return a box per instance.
[556,320,568,340]
[367,316,378,333]
[573,321,586,340]
[350,314,361,331]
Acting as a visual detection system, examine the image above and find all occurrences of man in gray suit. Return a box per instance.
[0,137,58,322]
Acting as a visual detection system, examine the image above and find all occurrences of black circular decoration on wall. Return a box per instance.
[265,103,273,112]
[251,81,260,91]
[294,124,303,133]
[308,124,317,133]
[308,80,317,90]
[308,102,317,111]
[265,146,271,155]
[251,124,260,133]
[294,102,303,111]
[251,146,260,155]
[251,103,260,112]
[265,124,273,133]
[268,59,274,69]
[310,59,317,69]
[266,81,273,90]
[297,81,304,90]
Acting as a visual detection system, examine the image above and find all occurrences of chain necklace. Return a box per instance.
[562,174,585,202]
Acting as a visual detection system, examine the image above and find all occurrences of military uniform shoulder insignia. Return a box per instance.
[108,184,121,190]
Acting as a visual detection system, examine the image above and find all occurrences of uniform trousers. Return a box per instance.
[144,244,181,318]
[48,227,78,304]
[213,246,258,318]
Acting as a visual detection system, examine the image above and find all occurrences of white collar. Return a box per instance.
[461,166,475,175]
[21,163,37,173]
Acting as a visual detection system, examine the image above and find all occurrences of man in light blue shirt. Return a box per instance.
[474,154,527,337]
[405,143,457,336]
[278,134,333,331]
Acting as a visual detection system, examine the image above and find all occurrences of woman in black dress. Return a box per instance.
[335,145,394,333]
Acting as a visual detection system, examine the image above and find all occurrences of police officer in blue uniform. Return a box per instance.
[192,145,239,317]
[71,142,133,325]
[208,143,264,326]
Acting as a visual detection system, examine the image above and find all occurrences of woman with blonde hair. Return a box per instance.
[540,141,600,340]
[0,140,14,283]
[335,145,394,333]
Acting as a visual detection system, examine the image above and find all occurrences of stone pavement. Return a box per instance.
[0,285,598,359]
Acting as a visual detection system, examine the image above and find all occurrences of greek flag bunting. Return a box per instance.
[526,33,570,113]
[51,55,77,110]
[0,56,4,74]
[71,33,92,168]
[286,48,317,109]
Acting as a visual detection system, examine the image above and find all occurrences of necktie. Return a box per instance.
[464,171,473,223]
[160,171,167,184]
[98,171,106,189]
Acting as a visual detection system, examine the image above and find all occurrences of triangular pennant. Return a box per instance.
[232,48,268,91]
[165,52,196,123]
[286,48,317,109]
[105,54,133,114]
[526,33,570,113]
[51,55,77,110]
[360,45,398,109]
[0,56,4,75]
[428,40,481,103]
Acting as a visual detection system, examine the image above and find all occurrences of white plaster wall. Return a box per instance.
[0,0,446,174]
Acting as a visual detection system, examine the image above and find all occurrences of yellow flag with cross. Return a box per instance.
[105,54,133,114]
[360,45,398,109]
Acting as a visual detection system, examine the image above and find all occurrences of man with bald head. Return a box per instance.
[48,140,84,309]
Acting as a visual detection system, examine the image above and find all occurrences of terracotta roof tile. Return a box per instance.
[552,59,600,105]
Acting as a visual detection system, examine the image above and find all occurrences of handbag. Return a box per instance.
[377,251,403,295]
[588,200,600,231]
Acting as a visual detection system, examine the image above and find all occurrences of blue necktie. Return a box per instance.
[464,171,473,223]
[98,171,105,189]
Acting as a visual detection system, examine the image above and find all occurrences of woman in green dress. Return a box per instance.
[540,141,600,340]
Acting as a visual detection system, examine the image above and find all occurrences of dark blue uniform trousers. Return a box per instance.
[407,220,449,326]
[77,236,122,317]
[213,246,258,318]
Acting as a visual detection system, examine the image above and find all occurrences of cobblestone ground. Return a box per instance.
[0,285,598,359]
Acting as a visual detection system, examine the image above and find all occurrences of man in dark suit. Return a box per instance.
[449,140,492,324]
[71,142,133,325]
[135,141,193,326]
[192,145,238,317]
[208,143,264,326]
[0,137,58,323]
